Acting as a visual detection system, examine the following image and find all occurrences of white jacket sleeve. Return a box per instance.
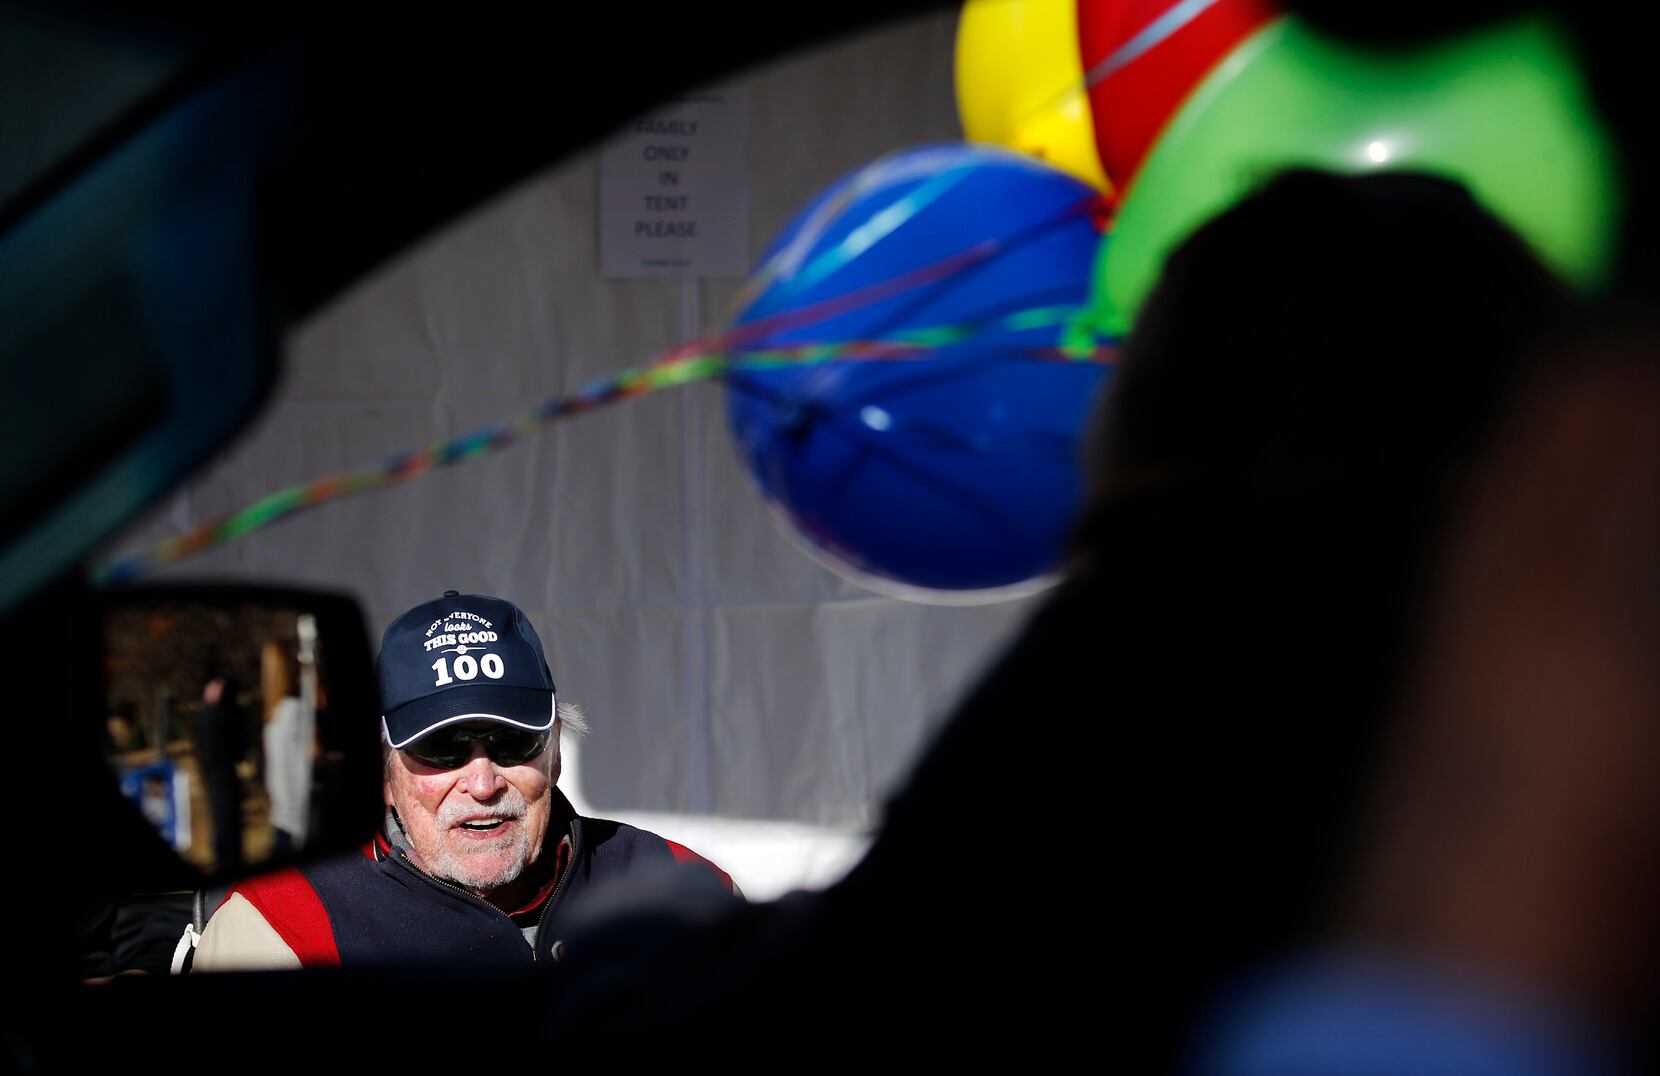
[191,892,303,972]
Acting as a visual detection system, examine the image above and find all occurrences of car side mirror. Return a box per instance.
[95,583,383,884]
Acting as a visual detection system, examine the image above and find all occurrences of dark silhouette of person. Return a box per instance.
[539,169,1583,1066]
[197,675,248,878]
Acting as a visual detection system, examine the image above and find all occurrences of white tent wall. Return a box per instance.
[108,10,1053,897]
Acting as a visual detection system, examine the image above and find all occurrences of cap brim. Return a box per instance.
[383,684,555,748]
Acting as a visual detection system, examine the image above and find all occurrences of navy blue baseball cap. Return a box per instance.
[378,591,557,748]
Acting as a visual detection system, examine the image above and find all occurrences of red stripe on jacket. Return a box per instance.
[230,867,343,968]
[665,840,737,894]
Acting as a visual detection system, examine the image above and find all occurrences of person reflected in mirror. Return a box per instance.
[197,672,247,878]
[261,639,316,856]
[104,701,148,756]
[190,591,737,970]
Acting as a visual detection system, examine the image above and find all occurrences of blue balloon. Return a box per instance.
[725,144,1111,597]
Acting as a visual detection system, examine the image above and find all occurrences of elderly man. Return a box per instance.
[192,591,734,969]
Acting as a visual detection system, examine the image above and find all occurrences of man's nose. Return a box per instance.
[460,746,506,798]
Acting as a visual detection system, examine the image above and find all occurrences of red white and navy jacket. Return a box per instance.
[191,789,735,969]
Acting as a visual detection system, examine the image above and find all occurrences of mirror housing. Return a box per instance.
[93,582,382,886]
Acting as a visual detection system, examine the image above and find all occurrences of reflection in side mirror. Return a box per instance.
[99,584,382,881]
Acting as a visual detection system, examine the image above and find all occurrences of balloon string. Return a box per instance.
[804,200,1113,421]
[727,149,973,319]
[1085,0,1224,85]
[719,238,1001,352]
[766,191,1114,425]
[95,184,1115,586]
[997,0,1237,201]
[91,309,1117,585]
[727,154,993,325]
[728,299,1117,474]
[787,163,979,296]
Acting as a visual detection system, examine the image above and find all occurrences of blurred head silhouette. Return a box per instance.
[1086,167,1576,540]
[1069,168,1581,989]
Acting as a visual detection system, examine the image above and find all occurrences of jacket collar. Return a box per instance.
[377,785,582,917]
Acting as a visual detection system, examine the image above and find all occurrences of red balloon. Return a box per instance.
[1079,0,1278,190]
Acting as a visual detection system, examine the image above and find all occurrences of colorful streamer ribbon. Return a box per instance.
[93,306,1116,585]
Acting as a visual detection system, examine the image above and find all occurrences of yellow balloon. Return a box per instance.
[955,0,1112,192]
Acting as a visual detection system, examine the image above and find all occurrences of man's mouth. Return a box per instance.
[458,819,505,831]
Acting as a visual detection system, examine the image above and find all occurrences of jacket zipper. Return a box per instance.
[531,847,570,961]
[391,820,577,962]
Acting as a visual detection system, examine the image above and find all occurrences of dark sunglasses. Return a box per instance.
[402,724,551,769]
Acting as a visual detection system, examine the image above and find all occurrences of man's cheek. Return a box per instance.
[410,776,454,808]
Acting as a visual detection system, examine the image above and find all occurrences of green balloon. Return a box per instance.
[1086,15,1622,335]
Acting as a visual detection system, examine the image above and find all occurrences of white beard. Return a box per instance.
[423,787,533,892]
